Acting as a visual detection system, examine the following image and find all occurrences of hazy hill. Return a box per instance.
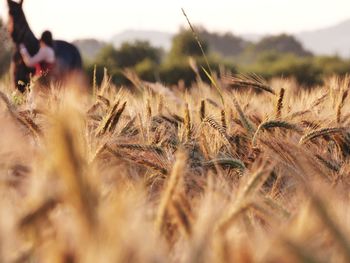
[73,39,107,61]
[78,19,350,60]
[200,29,249,57]
[111,29,249,57]
[243,19,350,58]
[111,30,172,50]
[296,19,350,58]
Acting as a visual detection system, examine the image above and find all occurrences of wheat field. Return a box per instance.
[0,73,350,263]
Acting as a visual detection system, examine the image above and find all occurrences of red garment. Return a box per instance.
[34,61,55,76]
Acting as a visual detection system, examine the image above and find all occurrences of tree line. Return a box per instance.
[0,19,12,77]
[1,19,350,87]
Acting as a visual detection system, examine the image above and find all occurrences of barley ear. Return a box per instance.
[221,109,227,131]
[155,150,187,232]
[200,100,206,121]
[232,95,255,136]
[299,127,347,144]
[337,89,348,124]
[184,103,191,142]
[275,88,285,119]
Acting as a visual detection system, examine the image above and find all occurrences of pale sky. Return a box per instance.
[1,0,350,41]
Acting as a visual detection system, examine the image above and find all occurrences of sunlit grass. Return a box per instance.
[0,73,350,262]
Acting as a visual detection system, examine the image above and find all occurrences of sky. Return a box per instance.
[1,0,350,41]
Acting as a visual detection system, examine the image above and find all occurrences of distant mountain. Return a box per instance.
[242,20,350,58]
[200,29,249,57]
[241,33,264,43]
[79,19,350,61]
[73,39,107,61]
[111,29,250,57]
[296,19,350,58]
[111,30,173,50]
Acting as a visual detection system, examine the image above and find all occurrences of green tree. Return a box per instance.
[0,18,12,78]
[116,41,162,68]
[94,41,161,70]
[314,56,350,76]
[244,52,322,87]
[163,28,236,86]
[254,34,312,57]
[199,28,248,57]
[87,41,162,85]
[95,44,120,70]
[168,28,209,60]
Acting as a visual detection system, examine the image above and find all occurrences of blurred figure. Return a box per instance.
[7,0,82,92]
[19,30,56,77]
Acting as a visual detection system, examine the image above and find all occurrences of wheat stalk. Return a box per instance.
[310,91,328,109]
[119,116,137,136]
[203,158,246,172]
[221,109,227,131]
[315,154,341,172]
[97,95,110,108]
[50,115,97,230]
[239,167,271,199]
[181,8,224,105]
[288,110,311,119]
[283,238,325,263]
[184,103,192,142]
[311,194,350,262]
[114,143,165,156]
[106,145,168,175]
[87,102,101,115]
[299,127,347,144]
[252,120,301,146]
[232,95,255,136]
[19,198,59,229]
[217,166,271,232]
[336,89,348,124]
[95,100,120,136]
[146,98,152,120]
[92,64,97,98]
[200,100,206,121]
[1,91,42,139]
[0,90,16,115]
[160,115,180,128]
[155,150,187,232]
[226,73,275,95]
[203,116,231,147]
[275,88,285,119]
[171,197,192,236]
[157,95,164,115]
[206,98,220,108]
[107,101,127,133]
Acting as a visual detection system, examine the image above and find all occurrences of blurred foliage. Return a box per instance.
[83,27,350,88]
[73,39,107,62]
[160,57,235,86]
[94,44,120,70]
[114,41,162,68]
[164,29,236,85]
[0,18,13,79]
[85,30,237,87]
[167,29,208,60]
[314,56,350,76]
[253,34,312,57]
[85,41,163,85]
[242,51,323,86]
[199,27,248,57]
[135,58,159,83]
[93,41,162,69]
[2,20,350,88]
